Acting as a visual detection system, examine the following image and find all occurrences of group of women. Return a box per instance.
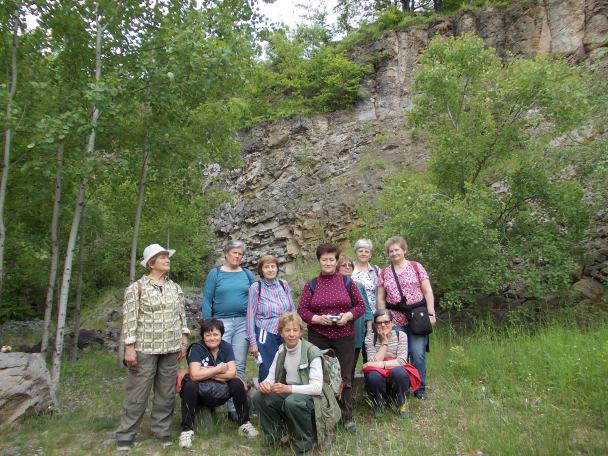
[116,236,436,453]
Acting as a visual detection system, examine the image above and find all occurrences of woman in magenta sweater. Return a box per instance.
[297,243,365,432]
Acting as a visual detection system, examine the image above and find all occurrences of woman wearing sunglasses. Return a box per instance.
[362,309,415,419]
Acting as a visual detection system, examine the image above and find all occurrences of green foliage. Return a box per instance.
[242,28,371,122]
[357,34,598,309]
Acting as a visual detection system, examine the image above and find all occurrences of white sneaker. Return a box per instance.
[179,430,194,449]
[238,421,259,439]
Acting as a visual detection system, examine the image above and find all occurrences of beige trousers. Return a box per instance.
[116,351,178,442]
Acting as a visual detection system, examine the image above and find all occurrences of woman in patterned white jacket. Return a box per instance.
[116,244,190,451]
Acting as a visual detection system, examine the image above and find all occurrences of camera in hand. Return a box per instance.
[329,315,341,325]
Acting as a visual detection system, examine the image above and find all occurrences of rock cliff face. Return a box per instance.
[206,0,607,275]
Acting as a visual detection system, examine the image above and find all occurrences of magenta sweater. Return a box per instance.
[298,272,365,339]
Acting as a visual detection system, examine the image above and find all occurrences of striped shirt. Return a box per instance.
[122,275,190,354]
[364,329,408,366]
[247,278,296,346]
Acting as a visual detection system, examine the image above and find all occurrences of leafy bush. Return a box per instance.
[242,29,371,122]
[355,34,599,309]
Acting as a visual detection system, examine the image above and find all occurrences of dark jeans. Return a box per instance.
[307,330,355,422]
[365,366,410,406]
[180,377,250,431]
[255,326,283,383]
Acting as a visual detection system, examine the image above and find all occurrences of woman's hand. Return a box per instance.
[337,312,353,326]
[178,335,189,361]
[430,315,437,326]
[271,383,292,394]
[175,368,188,394]
[313,315,333,326]
[124,345,137,368]
[216,362,229,374]
[249,345,259,358]
[259,381,272,394]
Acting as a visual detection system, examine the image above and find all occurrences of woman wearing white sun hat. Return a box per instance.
[116,243,190,451]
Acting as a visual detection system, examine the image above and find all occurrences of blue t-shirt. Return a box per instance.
[187,340,235,366]
[202,268,255,319]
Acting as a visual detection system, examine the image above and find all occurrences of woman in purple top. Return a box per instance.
[247,255,296,382]
[297,243,365,432]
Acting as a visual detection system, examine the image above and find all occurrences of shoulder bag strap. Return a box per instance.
[390,264,407,305]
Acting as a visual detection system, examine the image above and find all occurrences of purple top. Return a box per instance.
[297,272,365,339]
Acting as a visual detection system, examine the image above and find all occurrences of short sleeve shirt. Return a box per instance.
[187,340,235,367]
[377,262,429,327]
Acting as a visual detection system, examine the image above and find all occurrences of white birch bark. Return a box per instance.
[41,142,64,357]
[51,4,103,393]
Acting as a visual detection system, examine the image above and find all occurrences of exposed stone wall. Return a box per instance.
[206,0,607,278]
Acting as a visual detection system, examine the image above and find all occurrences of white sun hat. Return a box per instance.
[140,244,175,267]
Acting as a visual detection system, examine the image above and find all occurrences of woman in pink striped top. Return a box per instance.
[247,255,296,382]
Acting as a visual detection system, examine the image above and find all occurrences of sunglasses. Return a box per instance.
[375,320,392,326]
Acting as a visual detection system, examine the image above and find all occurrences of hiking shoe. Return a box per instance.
[344,421,357,433]
[238,421,259,439]
[116,440,134,451]
[158,435,173,448]
[179,430,194,449]
[414,390,427,400]
[399,402,412,419]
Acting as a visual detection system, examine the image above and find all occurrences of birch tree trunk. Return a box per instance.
[0,17,18,293]
[50,4,103,394]
[129,92,152,283]
[51,179,86,388]
[41,142,64,357]
[71,220,86,361]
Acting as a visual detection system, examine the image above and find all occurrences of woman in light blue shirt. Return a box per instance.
[201,240,254,420]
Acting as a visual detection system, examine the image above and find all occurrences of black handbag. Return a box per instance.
[390,263,433,336]
[197,379,231,407]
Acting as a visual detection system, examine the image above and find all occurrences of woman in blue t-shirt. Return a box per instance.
[201,240,255,419]
[177,318,258,449]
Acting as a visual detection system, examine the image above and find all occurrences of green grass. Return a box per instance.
[1,321,607,455]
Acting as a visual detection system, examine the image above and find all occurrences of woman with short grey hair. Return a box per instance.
[201,240,255,421]
[352,238,380,316]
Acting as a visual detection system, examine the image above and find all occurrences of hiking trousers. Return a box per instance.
[307,330,355,422]
[254,392,315,453]
[116,351,178,443]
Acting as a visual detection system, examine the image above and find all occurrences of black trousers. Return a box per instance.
[180,378,250,431]
[307,329,355,422]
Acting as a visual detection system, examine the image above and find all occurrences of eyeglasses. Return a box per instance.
[375,320,392,326]
[339,263,353,269]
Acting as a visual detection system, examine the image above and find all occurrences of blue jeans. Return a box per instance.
[255,326,283,383]
[404,326,428,394]
[395,326,429,394]
[221,316,248,412]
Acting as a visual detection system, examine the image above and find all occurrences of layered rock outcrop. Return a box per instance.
[206,0,607,280]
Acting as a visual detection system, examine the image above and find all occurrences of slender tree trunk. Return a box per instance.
[51,178,86,389]
[0,18,18,293]
[41,142,64,357]
[129,90,152,283]
[71,219,86,361]
[51,4,102,395]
